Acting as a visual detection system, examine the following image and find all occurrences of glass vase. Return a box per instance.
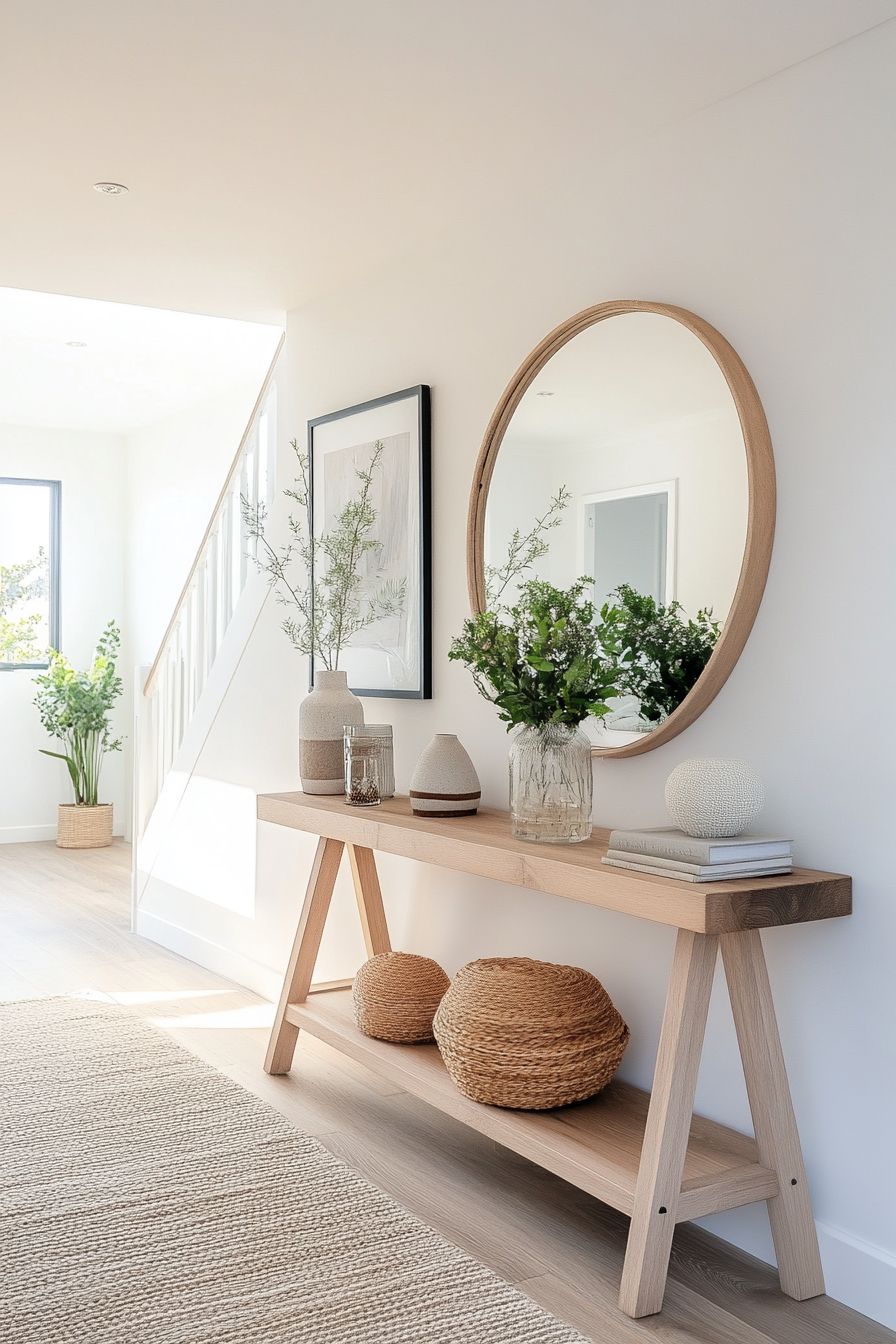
[509,723,593,844]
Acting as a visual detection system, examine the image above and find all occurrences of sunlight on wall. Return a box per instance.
[150,776,258,917]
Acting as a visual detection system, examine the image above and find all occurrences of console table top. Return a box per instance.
[257,792,851,934]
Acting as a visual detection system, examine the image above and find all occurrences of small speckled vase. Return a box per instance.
[299,670,364,795]
[410,734,481,817]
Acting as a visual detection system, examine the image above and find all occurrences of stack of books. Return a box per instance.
[602,827,793,882]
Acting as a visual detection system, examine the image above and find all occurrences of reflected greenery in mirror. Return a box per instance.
[603,584,720,725]
[462,488,722,735]
[485,486,571,605]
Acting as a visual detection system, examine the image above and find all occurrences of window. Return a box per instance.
[0,477,60,670]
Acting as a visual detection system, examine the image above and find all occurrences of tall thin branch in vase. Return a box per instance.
[242,438,405,670]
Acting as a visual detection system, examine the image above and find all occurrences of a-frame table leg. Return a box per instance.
[347,843,392,956]
[619,929,719,1317]
[721,930,824,1301]
[264,836,344,1075]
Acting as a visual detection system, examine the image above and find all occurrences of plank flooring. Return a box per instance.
[0,840,889,1344]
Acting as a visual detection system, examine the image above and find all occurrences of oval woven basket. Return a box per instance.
[433,957,629,1110]
[56,804,113,850]
[353,952,450,1044]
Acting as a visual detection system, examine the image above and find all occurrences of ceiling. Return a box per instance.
[1,1,894,322]
[0,287,281,432]
[504,313,736,450]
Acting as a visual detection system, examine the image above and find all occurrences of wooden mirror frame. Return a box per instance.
[466,300,776,758]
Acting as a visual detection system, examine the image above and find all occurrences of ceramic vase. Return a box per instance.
[664,758,764,838]
[509,723,592,844]
[299,669,364,795]
[410,734,481,817]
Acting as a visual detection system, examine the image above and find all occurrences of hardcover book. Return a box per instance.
[607,827,792,866]
[602,856,793,883]
[604,849,792,877]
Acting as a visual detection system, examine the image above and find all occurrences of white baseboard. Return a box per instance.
[818,1220,896,1331]
[134,907,281,1003]
[0,824,58,844]
[0,823,127,845]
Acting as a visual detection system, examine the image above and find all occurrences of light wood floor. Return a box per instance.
[0,840,889,1344]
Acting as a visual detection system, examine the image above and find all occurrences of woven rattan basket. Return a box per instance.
[56,804,113,850]
[353,952,450,1043]
[433,957,629,1110]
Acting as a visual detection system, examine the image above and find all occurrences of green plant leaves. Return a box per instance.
[605,584,720,723]
[449,577,620,729]
[33,620,123,805]
[242,438,405,669]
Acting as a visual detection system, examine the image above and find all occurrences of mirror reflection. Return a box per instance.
[484,312,748,747]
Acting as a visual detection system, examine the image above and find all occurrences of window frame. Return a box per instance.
[0,476,61,672]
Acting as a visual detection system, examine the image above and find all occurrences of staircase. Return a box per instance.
[131,334,284,915]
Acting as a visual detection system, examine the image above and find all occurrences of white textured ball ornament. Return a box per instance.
[664,758,764,838]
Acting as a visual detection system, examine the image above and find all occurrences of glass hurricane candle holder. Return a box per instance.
[344,726,393,807]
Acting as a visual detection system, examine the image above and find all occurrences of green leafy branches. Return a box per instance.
[0,548,48,664]
[33,621,123,806]
[604,583,720,723]
[242,439,405,670]
[485,485,571,605]
[450,577,622,729]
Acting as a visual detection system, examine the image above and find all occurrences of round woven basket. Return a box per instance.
[353,952,450,1043]
[433,957,629,1110]
[56,804,113,850]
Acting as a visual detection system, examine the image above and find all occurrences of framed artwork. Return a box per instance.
[308,384,431,698]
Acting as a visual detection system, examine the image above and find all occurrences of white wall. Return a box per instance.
[0,425,128,840]
[125,385,266,668]
[135,25,896,1327]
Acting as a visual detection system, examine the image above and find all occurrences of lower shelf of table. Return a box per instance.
[287,989,779,1222]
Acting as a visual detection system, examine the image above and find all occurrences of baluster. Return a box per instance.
[230,484,241,609]
[154,665,166,813]
[194,559,207,702]
[179,617,188,750]
[218,506,232,638]
[240,429,254,586]
[257,403,271,510]
[165,645,177,778]
[206,531,219,665]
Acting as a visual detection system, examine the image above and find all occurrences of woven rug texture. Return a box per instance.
[0,997,587,1343]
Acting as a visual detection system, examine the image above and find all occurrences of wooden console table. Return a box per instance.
[257,792,851,1318]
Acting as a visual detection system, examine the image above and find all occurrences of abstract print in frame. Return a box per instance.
[308,385,431,698]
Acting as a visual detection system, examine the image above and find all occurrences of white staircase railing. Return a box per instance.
[133,334,283,844]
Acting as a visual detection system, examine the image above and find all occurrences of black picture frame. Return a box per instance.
[308,384,431,699]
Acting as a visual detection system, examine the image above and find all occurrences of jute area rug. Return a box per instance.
[0,997,587,1343]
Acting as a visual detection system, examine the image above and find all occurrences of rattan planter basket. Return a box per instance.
[56,804,113,850]
[353,952,450,1043]
[433,957,629,1110]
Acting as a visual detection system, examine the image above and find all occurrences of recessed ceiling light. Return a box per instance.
[93,181,129,195]
[536,390,555,397]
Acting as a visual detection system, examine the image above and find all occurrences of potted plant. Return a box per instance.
[450,578,625,843]
[34,621,123,849]
[243,438,403,794]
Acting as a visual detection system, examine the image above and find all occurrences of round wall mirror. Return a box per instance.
[467,301,775,757]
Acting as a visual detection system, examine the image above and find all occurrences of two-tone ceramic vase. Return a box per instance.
[299,669,364,794]
[410,734,481,817]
